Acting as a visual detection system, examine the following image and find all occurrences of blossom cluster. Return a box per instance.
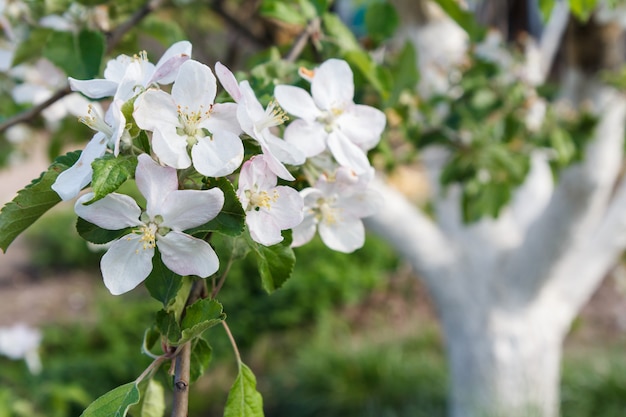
[52,41,386,295]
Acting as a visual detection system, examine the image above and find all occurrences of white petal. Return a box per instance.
[191,131,244,177]
[265,133,306,165]
[274,85,320,120]
[215,61,242,102]
[291,212,317,248]
[172,60,216,110]
[267,186,304,229]
[52,132,107,200]
[312,59,354,111]
[202,102,241,135]
[319,216,364,253]
[133,89,179,131]
[75,192,143,230]
[160,188,224,231]
[68,78,118,99]
[157,231,219,278]
[101,235,154,295]
[152,127,192,169]
[239,155,277,190]
[135,154,179,215]
[103,55,132,83]
[284,119,328,158]
[246,211,283,246]
[337,104,386,150]
[259,142,295,181]
[327,131,371,174]
[151,40,192,85]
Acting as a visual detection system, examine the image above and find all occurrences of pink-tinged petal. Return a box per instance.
[264,132,306,165]
[291,212,317,248]
[268,186,304,229]
[68,78,118,99]
[319,216,364,253]
[274,85,320,120]
[238,81,266,123]
[284,119,327,158]
[311,59,354,111]
[215,61,242,102]
[202,102,242,135]
[191,131,244,177]
[240,155,277,190]
[135,154,179,215]
[172,60,216,110]
[246,211,283,246]
[160,187,224,231]
[259,142,295,181]
[327,131,371,174]
[150,40,192,85]
[133,89,179,131]
[157,231,219,277]
[52,132,108,200]
[101,235,154,295]
[75,192,142,230]
[151,127,192,170]
[337,104,386,150]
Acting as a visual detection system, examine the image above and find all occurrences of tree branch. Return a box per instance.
[284,17,320,63]
[0,0,166,135]
[171,342,191,417]
[210,0,272,49]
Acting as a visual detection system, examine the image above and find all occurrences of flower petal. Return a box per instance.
[284,119,327,158]
[291,212,317,248]
[150,40,192,85]
[133,89,179,131]
[246,211,283,246]
[75,192,142,230]
[337,104,386,150]
[191,131,244,177]
[160,187,224,231]
[319,216,364,253]
[135,154,179,215]
[201,102,241,135]
[274,85,320,120]
[267,186,304,229]
[172,60,216,110]
[312,59,354,111]
[52,132,107,201]
[101,235,154,295]
[264,132,306,165]
[157,231,219,278]
[68,78,118,99]
[327,131,371,174]
[215,61,242,102]
[152,127,192,170]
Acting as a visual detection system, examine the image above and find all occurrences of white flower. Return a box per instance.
[292,167,380,253]
[52,100,127,201]
[237,155,303,246]
[74,154,224,295]
[216,61,305,181]
[133,59,242,176]
[274,59,386,174]
[0,323,42,374]
[69,40,192,100]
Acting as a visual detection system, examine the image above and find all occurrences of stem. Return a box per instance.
[222,320,242,366]
[136,354,168,384]
[284,17,321,63]
[171,342,191,417]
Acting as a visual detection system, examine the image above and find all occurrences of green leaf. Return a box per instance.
[190,338,212,383]
[155,309,182,346]
[431,0,486,42]
[88,155,138,204]
[79,382,140,417]
[322,12,361,52]
[0,151,80,252]
[344,49,390,99]
[141,326,161,357]
[539,0,557,21]
[224,363,264,417]
[43,29,105,79]
[135,379,165,417]
[365,2,399,43]
[185,178,245,237]
[180,298,226,343]
[260,0,307,25]
[76,217,131,244]
[569,0,598,20]
[144,250,183,308]
[387,41,419,106]
[249,231,295,293]
[139,16,186,47]
[11,28,53,67]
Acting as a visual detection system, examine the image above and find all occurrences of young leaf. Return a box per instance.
[144,249,183,308]
[180,299,226,343]
[0,151,80,252]
[155,309,182,346]
[76,217,131,244]
[365,2,399,44]
[88,155,138,204]
[249,232,295,293]
[79,382,140,417]
[190,338,213,383]
[185,178,245,237]
[44,29,105,79]
[134,379,165,417]
[224,363,264,417]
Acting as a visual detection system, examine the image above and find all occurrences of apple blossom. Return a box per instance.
[68,40,192,100]
[0,323,42,374]
[74,154,224,295]
[292,167,380,253]
[274,59,386,174]
[237,155,303,246]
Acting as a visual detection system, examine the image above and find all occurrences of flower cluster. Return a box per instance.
[53,42,386,295]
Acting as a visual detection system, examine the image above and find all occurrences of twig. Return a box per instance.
[0,0,166,135]
[171,342,191,417]
[210,0,272,48]
[284,17,320,63]
[222,320,242,365]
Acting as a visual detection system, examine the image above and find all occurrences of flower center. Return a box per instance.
[316,197,341,225]
[79,104,113,137]
[137,223,157,251]
[177,104,212,143]
[247,189,279,211]
[255,100,288,132]
[316,108,343,133]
